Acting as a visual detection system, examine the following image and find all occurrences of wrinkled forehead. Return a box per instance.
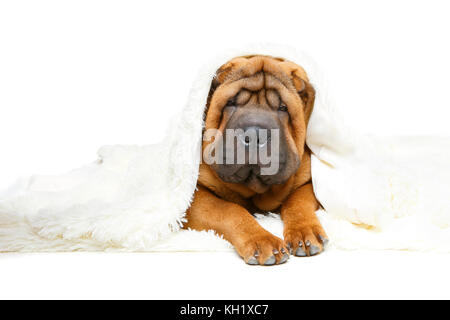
[215,55,309,91]
[205,55,309,131]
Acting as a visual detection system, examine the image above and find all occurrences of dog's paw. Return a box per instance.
[284,223,329,257]
[237,231,289,266]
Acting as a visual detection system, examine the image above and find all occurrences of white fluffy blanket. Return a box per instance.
[1,44,449,252]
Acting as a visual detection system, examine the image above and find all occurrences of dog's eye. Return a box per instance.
[278,103,288,112]
[225,98,236,107]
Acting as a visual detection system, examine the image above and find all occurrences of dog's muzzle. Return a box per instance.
[209,107,299,192]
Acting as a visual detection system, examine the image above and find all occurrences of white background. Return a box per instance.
[1,0,450,299]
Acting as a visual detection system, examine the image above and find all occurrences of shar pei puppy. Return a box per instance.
[184,55,328,265]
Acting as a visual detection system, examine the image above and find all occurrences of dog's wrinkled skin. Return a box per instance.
[184,55,328,265]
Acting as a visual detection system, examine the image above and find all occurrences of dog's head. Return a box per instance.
[203,55,315,194]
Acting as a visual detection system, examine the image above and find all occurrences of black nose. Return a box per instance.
[240,126,269,147]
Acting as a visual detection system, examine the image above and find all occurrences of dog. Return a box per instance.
[184,55,328,265]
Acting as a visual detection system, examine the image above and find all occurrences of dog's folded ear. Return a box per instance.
[299,80,316,126]
[291,72,315,126]
[205,61,238,122]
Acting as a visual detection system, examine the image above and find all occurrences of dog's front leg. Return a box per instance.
[184,185,289,265]
[281,183,329,257]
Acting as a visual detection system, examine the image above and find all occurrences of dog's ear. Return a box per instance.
[298,79,316,126]
[291,73,315,126]
[204,62,235,121]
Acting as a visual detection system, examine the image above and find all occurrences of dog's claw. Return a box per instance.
[305,240,311,247]
[247,257,258,265]
[309,245,320,256]
[279,253,289,264]
[264,255,276,265]
[319,235,329,246]
[295,247,307,257]
[287,243,293,254]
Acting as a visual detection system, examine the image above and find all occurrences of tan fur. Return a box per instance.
[184,55,328,265]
